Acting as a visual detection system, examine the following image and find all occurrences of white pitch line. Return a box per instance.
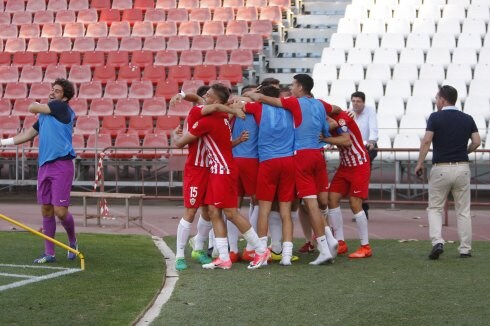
[0,263,75,270]
[0,272,36,279]
[134,236,178,326]
[0,267,82,292]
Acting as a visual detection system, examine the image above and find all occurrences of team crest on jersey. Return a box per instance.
[338,119,346,126]
[192,121,199,129]
[341,126,348,132]
[190,198,196,205]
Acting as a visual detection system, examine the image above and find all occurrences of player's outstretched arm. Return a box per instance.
[201,104,245,119]
[0,127,38,146]
[323,133,352,147]
[28,102,51,114]
[244,92,282,108]
[169,91,205,107]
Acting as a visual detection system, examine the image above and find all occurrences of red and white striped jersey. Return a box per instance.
[184,106,208,168]
[190,112,235,175]
[331,111,369,167]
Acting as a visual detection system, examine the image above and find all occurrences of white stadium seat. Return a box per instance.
[417,5,441,21]
[312,63,338,84]
[361,19,386,36]
[344,4,368,20]
[337,18,361,35]
[419,63,445,84]
[311,79,329,99]
[338,63,364,83]
[321,48,346,67]
[473,63,490,80]
[358,79,384,102]
[478,47,490,63]
[386,18,411,36]
[380,33,405,52]
[412,79,439,100]
[461,20,487,38]
[385,79,412,102]
[377,96,405,121]
[392,63,419,84]
[346,47,372,67]
[355,33,379,53]
[442,4,466,22]
[372,47,398,67]
[431,33,456,51]
[393,5,416,22]
[399,48,425,68]
[369,5,392,20]
[457,33,483,51]
[329,79,356,102]
[436,18,461,37]
[426,47,451,68]
[464,96,490,122]
[377,113,398,141]
[452,48,477,68]
[406,96,434,119]
[365,63,391,83]
[399,114,427,139]
[411,18,436,35]
[377,133,394,162]
[467,5,490,23]
[406,33,431,52]
[329,33,354,51]
[446,64,473,85]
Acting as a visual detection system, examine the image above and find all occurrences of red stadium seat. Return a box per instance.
[81,133,111,158]
[167,101,192,117]
[141,65,166,84]
[142,98,166,116]
[106,51,129,68]
[91,0,111,10]
[28,82,51,99]
[218,64,243,84]
[204,49,228,66]
[236,7,258,21]
[0,99,12,116]
[179,50,203,66]
[112,133,141,158]
[59,51,81,67]
[155,115,180,132]
[193,65,217,84]
[200,0,222,10]
[72,134,85,153]
[112,0,133,10]
[155,80,179,100]
[41,23,63,38]
[259,6,282,25]
[33,11,54,25]
[167,65,192,84]
[109,22,131,38]
[95,37,119,52]
[19,66,43,84]
[156,0,177,10]
[6,1,27,14]
[154,50,178,66]
[178,21,201,37]
[189,8,212,23]
[137,132,169,160]
[213,7,234,23]
[216,35,239,52]
[0,66,20,84]
[225,20,248,37]
[11,99,32,117]
[4,39,26,53]
[115,98,140,116]
[247,0,267,7]
[73,37,96,52]
[155,21,178,38]
[12,52,35,67]
[104,80,128,99]
[26,0,46,12]
[191,35,214,51]
[202,21,225,37]
[144,9,166,25]
[69,0,89,11]
[70,98,88,116]
[223,0,245,9]
[35,51,58,68]
[128,115,153,138]
[48,0,68,11]
[88,98,114,116]
[0,116,21,136]
[131,50,154,67]
[55,10,76,25]
[128,80,154,99]
[240,33,263,53]
[167,8,189,22]
[25,137,40,160]
[134,0,155,10]
[120,37,143,51]
[178,0,199,9]
[63,22,85,38]
[82,51,106,68]
[27,38,49,52]
[0,53,11,66]
[78,81,103,99]
[86,22,108,38]
[77,9,98,25]
[143,36,166,51]
[229,49,253,67]
[100,115,127,137]
[167,36,190,51]
[49,37,72,52]
[43,65,67,83]
[122,9,144,24]
[0,13,11,25]
[118,65,141,84]
[74,115,100,137]
[19,24,41,39]
[68,65,92,84]
[0,24,19,40]
[93,65,116,84]
[182,79,204,94]
[132,22,154,38]
[250,20,273,38]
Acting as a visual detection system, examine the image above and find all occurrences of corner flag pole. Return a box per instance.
[0,213,85,270]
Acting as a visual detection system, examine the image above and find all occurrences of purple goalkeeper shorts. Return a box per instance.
[37,160,74,207]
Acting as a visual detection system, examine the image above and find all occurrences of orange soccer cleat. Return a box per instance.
[348,244,372,258]
[241,249,255,261]
[229,251,241,263]
[337,240,348,255]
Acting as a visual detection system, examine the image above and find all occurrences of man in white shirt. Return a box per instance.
[351,91,379,219]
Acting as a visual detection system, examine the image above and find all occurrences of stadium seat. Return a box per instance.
[91,0,111,10]
[178,0,199,9]
[320,48,346,67]
[145,9,167,25]
[155,115,180,132]
[338,63,364,83]
[132,22,154,38]
[249,20,273,39]
[337,18,361,35]
[68,0,88,10]
[431,33,456,50]
[142,98,167,116]
[63,22,85,38]
[418,63,444,84]
[104,80,128,99]
[189,8,212,23]
[398,48,424,68]
[167,36,190,51]
[0,116,21,136]
[437,18,461,38]
[89,98,114,117]
[68,64,92,84]
[467,4,490,23]
[223,0,245,9]
[346,48,372,67]
[95,37,119,52]
[473,63,490,80]
[70,98,88,116]
[357,79,383,102]
[191,35,215,51]
[372,48,397,68]
[240,34,263,53]
[194,65,217,84]
[377,113,398,141]
[137,133,169,160]
[93,65,116,84]
[118,65,141,84]
[49,37,71,52]
[426,48,452,68]
[11,99,32,117]
[82,51,105,68]
[446,64,473,85]
[168,65,192,84]
[259,6,282,25]
[39,23,63,40]
[180,49,203,66]
[134,0,155,10]
[72,134,85,153]
[392,63,418,84]
[26,0,46,12]
[59,51,81,67]
[202,21,225,37]
[0,53,10,65]
[167,8,189,22]
[458,33,482,51]
[167,101,192,117]
[365,63,391,83]
[406,96,434,119]
[112,133,141,158]
[100,115,127,137]
[329,33,354,51]
[182,79,204,94]
[0,24,20,40]
[154,50,179,66]
[377,96,405,122]
[442,4,466,22]
[464,96,490,121]
[12,52,34,67]
[225,20,249,37]
[229,49,253,67]
[200,0,221,9]
[385,79,411,102]
[86,22,109,39]
[155,80,180,100]
[19,66,43,84]
[236,7,258,21]
[122,9,144,24]
[380,33,404,53]
[411,18,436,35]
[179,21,201,37]
[5,0,24,13]
[142,36,167,52]
[368,4,392,20]
[115,98,140,116]
[128,115,153,137]
[204,49,228,66]
[399,114,426,139]
[74,115,100,136]
[213,7,235,23]
[0,13,11,25]
[355,33,380,53]
[80,133,112,159]
[77,9,99,25]
[106,51,129,68]
[405,33,430,53]
[49,0,68,11]
[128,80,154,99]
[328,79,356,102]
[112,0,133,10]
[78,81,103,99]
[131,50,154,67]
[312,63,337,85]
[0,66,20,84]
[156,0,176,10]
[12,12,32,25]
[119,37,143,52]
[28,82,51,99]
[461,19,486,38]
[311,79,329,99]
[141,65,166,84]
[72,37,95,52]
[55,10,76,25]
[452,48,477,68]
[216,35,239,52]
[19,24,41,39]
[393,133,420,161]
[109,21,131,38]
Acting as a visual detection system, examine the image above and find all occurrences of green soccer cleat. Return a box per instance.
[191,250,212,264]
[175,258,188,271]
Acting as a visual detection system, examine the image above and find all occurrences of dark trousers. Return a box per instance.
[363,143,378,219]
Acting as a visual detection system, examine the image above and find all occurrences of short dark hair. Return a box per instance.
[196,85,210,98]
[279,87,291,96]
[261,77,280,87]
[241,85,258,95]
[260,85,280,98]
[351,91,366,102]
[53,78,75,101]
[293,74,314,94]
[438,85,458,105]
[211,83,230,104]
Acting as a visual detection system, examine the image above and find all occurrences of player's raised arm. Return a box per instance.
[0,127,38,146]
[169,91,205,107]
[171,125,198,149]
[244,91,283,108]
[28,102,51,114]
[201,103,245,120]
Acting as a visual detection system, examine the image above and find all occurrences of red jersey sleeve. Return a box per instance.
[244,102,262,125]
[280,96,302,128]
[189,116,212,137]
[319,99,333,115]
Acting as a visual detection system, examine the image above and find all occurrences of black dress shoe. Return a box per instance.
[460,253,472,258]
[428,243,444,260]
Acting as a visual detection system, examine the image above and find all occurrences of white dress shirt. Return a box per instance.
[353,105,378,145]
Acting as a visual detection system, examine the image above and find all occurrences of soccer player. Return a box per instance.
[245,74,341,265]
[326,111,373,258]
[0,79,78,263]
[173,84,269,270]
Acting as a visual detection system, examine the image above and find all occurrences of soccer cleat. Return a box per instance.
[348,244,372,258]
[337,240,348,255]
[248,249,271,269]
[298,241,315,253]
[175,258,188,271]
[67,241,78,260]
[202,257,232,270]
[191,250,212,264]
[33,254,56,264]
[328,238,339,260]
[270,251,299,262]
[309,252,333,265]
[241,249,255,261]
[229,251,241,263]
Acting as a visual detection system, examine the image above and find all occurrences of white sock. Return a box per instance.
[254,236,268,255]
[282,241,293,258]
[328,207,344,241]
[195,216,212,251]
[208,229,215,250]
[354,211,369,246]
[269,211,282,253]
[227,219,240,253]
[320,208,328,219]
[215,237,230,261]
[316,235,331,257]
[176,219,192,259]
[324,225,337,243]
[242,227,260,251]
[246,205,259,250]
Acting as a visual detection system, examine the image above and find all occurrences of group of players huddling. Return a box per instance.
[171,74,372,270]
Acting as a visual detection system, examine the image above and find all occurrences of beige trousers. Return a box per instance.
[427,164,472,254]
